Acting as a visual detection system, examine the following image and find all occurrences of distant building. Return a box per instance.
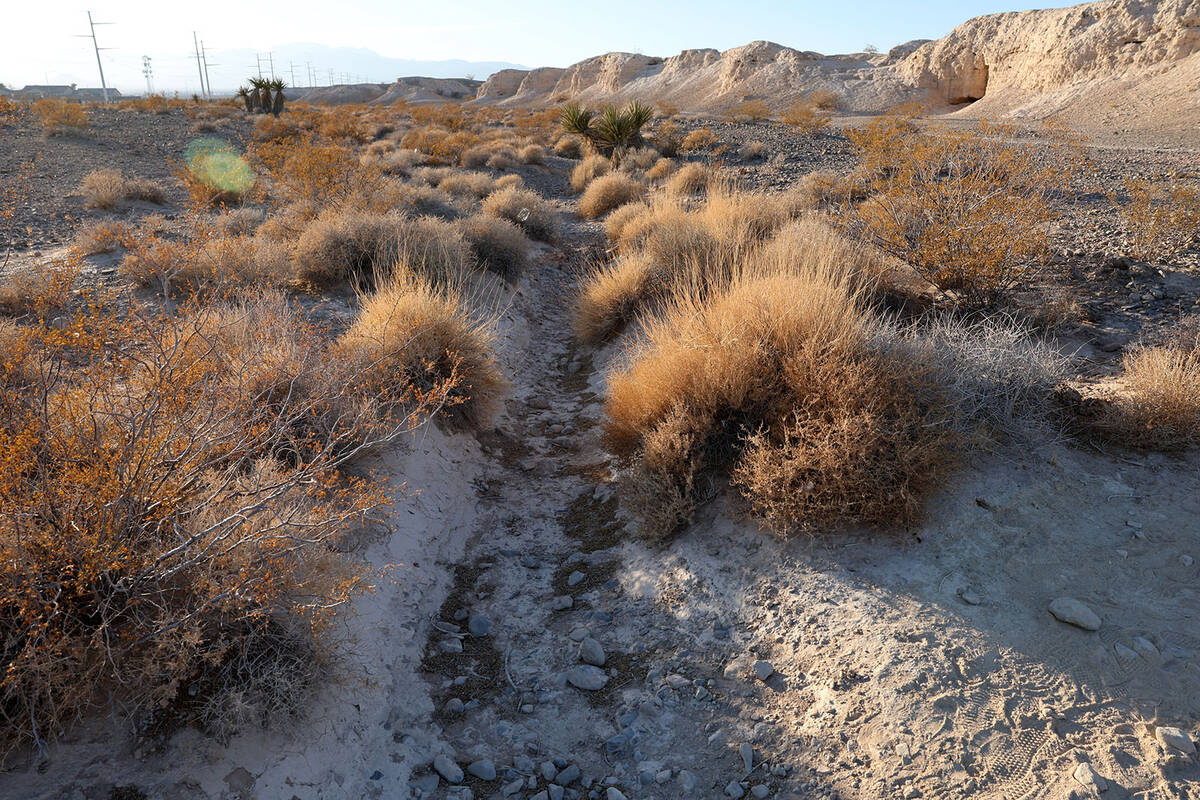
[12,85,122,101]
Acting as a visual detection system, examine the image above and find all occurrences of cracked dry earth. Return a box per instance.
[4,135,1200,800]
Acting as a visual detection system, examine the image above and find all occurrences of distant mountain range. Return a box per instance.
[208,43,526,90]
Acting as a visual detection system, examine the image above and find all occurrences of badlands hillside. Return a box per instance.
[477,0,1200,132]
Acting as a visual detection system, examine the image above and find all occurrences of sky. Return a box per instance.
[3,0,1041,94]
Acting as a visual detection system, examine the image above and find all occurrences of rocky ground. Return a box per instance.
[1,109,1198,800]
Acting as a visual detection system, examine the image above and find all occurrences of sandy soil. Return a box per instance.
[0,110,1198,800]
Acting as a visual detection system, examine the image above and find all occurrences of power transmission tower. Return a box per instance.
[76,11,113,103]
[200,40,216,97]
[142,56,153,95]
[254,53,264,78]
[267,52,275,80]
[328,68,334,86]
[192,32,208,98]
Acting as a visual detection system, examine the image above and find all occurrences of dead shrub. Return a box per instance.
[645,158,676,182]
[493,174,524,193]
[807,89,840,110]
[791,169,867,210]
[486,150,519,171]
[481,185,557,242]
[439,171,496,198]
[80,170,164,210]
[604,201,650,241]
[738,141,766,162]
[579,174,647,219]
[781,101,831,133]
[74,220,129,255]
[519,144,547,165]
[619,147,661,172]
[0,258,81,319]
[216,207,266,236]
[336,267,507,431]
[680,127,718,152]
[570,155,612,193]
[253,115,300,142]
[1118,178,1200,263]
[554,137,583,159]
[605,260,956,540]
[294,210,470,288]
[725,99,770,122]
[460,214,530,282]
[665,163,710,196]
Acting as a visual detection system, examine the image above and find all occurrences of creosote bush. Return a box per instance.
[781,100,831,133]
[680,127,718,152]
[0,289,468,759]
[1118,178,1200,263]
[579,174,646,219]
[33,98,89,136]
[851,120,1083,306]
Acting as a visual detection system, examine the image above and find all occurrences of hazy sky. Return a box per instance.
[4,1,1039,93]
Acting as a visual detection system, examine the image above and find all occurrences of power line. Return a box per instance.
[75,11,113,102]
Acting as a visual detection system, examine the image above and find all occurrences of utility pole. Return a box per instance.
[306,61,313,88]
[288,61,297,87]
[267,52,275,80]
[200,40,215,97]
[254,53,264,78]
[77,11,113,103]
[328,68,334,86]
[192,32,207,98]
[141,55,153,95]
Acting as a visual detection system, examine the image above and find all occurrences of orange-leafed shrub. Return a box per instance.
[1118,178,1200,263]
[0,290,461,757]
[33,98,89,136]
[781,100,831,133]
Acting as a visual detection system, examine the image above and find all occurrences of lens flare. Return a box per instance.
[185,137,254,195]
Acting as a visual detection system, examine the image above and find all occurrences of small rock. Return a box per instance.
[468,615,491,636]
[726,780,746,798]
[752,660,774,681]
[678,769,698,792]
[567,571,586,586]
[1048,597,1101,631]
[530,792,549,800]
[557,764,581,785]
[751,785,770,799]
[541,762,558,781]
[1155,726,1196,754]
[434,754,464,784]
[655,769,672,784]
[501,778,524,796]
[569,626,591,641]
[1132,637,1160,659]
[444,697,464,714]
[580,638,606,666]
[1072,762,1108,791]
[412,773,440,796]
[441,638,464,654]
[606,789,627,800]
[468,759,497,781]
[1181,555,1195,567]
[548,785,564,800]
[567,665,609,691]
[959,589,982,606]
[551,595,574,611]
[740,742,754,773]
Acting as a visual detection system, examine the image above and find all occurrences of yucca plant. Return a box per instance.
[235,86,253,113]
[270,78,287,116]
[258,78,273,114]
[248,78,263,114]
[561,100,653,164]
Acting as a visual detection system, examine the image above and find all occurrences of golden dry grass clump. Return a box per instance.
[645,158,676,182]
[293,210,470,288]
[579,174,646,220]
[665,163,710,196]
[336,267,508,431]
[460,213,531,281]
[0,286,487,758]
[603,247,955,540]
[554,136,583,159]
[1092,321,1200,449]
[79,169,166,210]
[569,154,612,193]
[576,187,836,343]
[481,185,557,242]
[680,127,718,152]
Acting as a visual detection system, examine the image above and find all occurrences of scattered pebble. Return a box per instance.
[567,665,609,691]
[468,759,497,781]
[1048,597,1101,631]
[579,637,606,666]
[434,754,464,784]
[468,614,491,636]
[752,660,774,681]
[606,788,627,800]
[740,742,754,773]
[1155,726,1196,754]
[726,779,746,798]
[1072,762,1108,791]
[551,595,574,611]
[567,570,586,586]
[751,785,770,799]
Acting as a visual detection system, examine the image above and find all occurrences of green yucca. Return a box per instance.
[236,86,253,112]
[270,78,287,116]
[560,100,653,164]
